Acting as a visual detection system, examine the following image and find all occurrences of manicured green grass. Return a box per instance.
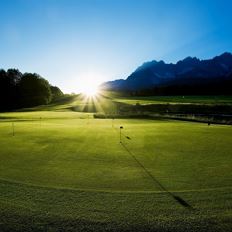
[113,95,232,105]
[0,111,232,231]
[14,94,119,114]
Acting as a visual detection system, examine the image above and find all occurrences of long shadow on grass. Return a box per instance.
[121,142,193,210]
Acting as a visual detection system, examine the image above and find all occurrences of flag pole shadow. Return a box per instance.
[120,142,193,210]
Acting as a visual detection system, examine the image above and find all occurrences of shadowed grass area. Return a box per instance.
[1,179,231,232]
[112,95,232,105]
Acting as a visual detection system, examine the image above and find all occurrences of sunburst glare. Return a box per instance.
[82,85,99,97]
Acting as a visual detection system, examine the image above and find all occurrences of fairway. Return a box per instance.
[0,112,232,231]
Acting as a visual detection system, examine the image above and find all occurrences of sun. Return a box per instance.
[82,86,99,97]
[79,72,103,97]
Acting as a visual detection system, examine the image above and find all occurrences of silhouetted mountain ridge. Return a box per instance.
[101,52,232,95]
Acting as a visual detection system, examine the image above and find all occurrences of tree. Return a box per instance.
[19,73,52,107]
[6,69,22,85]
[0,68,62,111]
[0,69,22,110]
[50,85,63,100]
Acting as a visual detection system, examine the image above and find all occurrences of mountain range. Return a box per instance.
[101,52,232,95]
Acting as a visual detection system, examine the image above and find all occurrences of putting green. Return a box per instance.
[0,112,231,193]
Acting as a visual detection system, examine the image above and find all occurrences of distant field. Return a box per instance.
[113,95,232,105]
[0,111,231,231]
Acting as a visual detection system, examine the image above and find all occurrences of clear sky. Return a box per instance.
[0,0,232,93]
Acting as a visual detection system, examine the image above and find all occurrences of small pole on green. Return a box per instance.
[12,122,15,136]
[120,126,123,143]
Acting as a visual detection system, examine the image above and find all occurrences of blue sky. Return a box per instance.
[0,0,232,93]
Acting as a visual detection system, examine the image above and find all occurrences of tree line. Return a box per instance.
[0,69,63,111]
[124,78,232,97]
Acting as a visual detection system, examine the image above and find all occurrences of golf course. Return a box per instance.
[0,95,231,232]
